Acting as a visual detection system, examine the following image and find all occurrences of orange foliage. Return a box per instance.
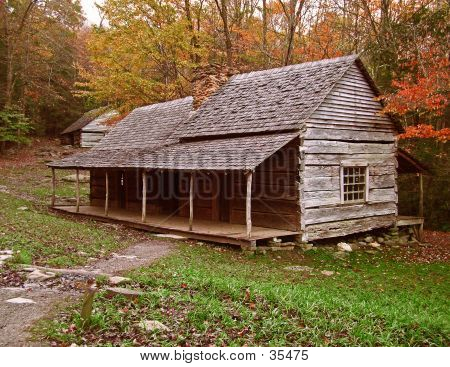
[399,124,450,142]
[384,53,449,117]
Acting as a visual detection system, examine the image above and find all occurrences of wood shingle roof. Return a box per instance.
[50,132,298,170]
[61,107,111,135]
[177,55,358,139]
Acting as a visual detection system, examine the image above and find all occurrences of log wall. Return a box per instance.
[81,131,106,148]
[302,63,398,240]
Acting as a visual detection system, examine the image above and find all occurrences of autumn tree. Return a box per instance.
[0,0,85,135]
[79,0,205,111]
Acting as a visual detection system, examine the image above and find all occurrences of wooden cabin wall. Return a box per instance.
[90,169,180,215]
[302,63,398,241]
[90,169,111,207]
[230,140,300,231]
[178,171,219,221]
[81,131,106,148]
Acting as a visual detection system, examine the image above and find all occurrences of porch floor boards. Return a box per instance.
[52,205,300,247]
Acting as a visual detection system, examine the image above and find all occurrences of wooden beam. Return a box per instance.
[246,171,253,238]
[418,173,424,217]
[418,173,424,242]
[75,168,80,213]
[105,171,109,216]
[142,170,147,223]
[51,168,56,207]
[189,172,194,231]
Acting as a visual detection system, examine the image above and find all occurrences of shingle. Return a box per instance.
[177,55,358,138]
[92,97,193,151]
[49,132,298,170]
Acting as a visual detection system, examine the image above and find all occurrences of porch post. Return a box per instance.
[105,171,109,216]
[75,168,80,213]
[418,173,424,241]
[142,170,147,223]
[51,168,56,207]
[189,172,194,231]
[246,170,253,238]
[418,173,424,217]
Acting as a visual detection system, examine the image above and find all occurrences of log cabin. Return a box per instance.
[61,107,119,147]
[49,55,423,249]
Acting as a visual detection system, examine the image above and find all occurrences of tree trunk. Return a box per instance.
[184,0,200,63]
[262,0,268,66]
[215,0,233,67]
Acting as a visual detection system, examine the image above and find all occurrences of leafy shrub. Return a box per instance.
[0,106,33,152]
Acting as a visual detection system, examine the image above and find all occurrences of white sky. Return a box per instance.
[80,0,105,25]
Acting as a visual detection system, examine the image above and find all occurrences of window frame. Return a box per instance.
[340,161,369,204]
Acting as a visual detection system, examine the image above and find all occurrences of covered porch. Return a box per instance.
[395,149,431,241]
[48,133,302,248]
[51,205,300,248]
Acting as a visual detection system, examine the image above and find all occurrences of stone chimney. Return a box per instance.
[191,64,236,109]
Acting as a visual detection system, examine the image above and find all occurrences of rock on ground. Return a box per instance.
[27,269,56,282]
[108,276,131,285]
[139,320,169,332]
[105,287,144,299]
[5,297,36,304]
[337,242,352,252]
[321,270,335,276]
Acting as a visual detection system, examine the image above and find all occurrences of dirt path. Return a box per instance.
[0,287,77,346]
[0,239,175,346]
[85,239,174,274]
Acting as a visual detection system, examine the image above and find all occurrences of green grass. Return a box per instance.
[0,166,89,205]
[0,192,138,267]
[36,244,450,346]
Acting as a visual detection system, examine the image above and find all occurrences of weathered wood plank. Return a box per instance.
[306,122,395,133]
[246,172,253,238]
[303,127,395,142]
[189,173,194,231]
[370,174,395,189]
[142,171,147,223]
[320,99,384,112]
[105,171,109,216]
[75,169,80,213]
[303,140,395,154]
[304,176,340,191]
[313,107,391,121]
[303,165,339,178]
[303,190,341,208]
[309,112,393,125]
[369,188,397,203]
[303,173,395,192]
[305,202,397,225]
[306,215,396,240]
[303,164,395,178]
[305,153,394,166]
[303,187,397,208]
[325,93,382,108]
